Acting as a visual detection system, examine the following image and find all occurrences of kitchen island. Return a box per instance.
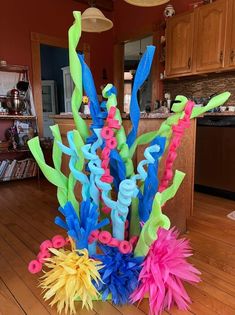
[51,114,197,233]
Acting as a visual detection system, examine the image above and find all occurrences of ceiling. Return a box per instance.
[74,0,114,11]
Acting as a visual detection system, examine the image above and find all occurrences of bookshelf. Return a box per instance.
[0,158,38,182]
[0,115,36,120]
[0,64,38,182]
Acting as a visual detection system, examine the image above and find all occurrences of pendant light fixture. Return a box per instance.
[124,0,169,7]
[81,0,113,33]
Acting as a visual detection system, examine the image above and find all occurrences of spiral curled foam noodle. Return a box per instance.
[40,247,103,314]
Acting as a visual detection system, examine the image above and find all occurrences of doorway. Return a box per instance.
[124,36,153,113]
[40,44,69,138]
[31,32,90,137]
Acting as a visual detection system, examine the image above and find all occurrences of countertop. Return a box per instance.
[203,111,235,116]
[51,112,173,120]
[51,111,235,121]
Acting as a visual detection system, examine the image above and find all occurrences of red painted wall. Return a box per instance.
[0,0,193,95]
[0,0,113,90]
[113,0,193,42]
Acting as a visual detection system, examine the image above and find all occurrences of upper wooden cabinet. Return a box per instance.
[225,0,235,68]
[165,0,235,78]
[166,12,194,76]
[195,0,228,72]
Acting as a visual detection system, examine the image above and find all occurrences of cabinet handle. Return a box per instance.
[230,50,235,63]
[188,57,191,69]
[220,51,223,64]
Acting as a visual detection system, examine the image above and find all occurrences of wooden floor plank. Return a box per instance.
[187,216,235,246]
[0,278,26,315]
[93,301,122,315]
[137,299,169,315]
[189,257,235,287]
[184,284,235,315]
[187,231,235,275]
[0,251,50,314]
[112,303,146,315]
[0,181,235,314]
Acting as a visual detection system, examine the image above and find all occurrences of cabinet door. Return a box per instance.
[225,0,235,68]
[195,0,227,72]
[166,12,194,76]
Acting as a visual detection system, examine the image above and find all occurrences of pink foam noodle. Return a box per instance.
[37,250,51,263]
[159,101,194,193]
[87,228,134,253]
[101,147,111,159]
[102,205,111,214]
[101,126,114,139]
[119,240,133,254]
[106,137,118,150]
[52,235,66,248]
[28,260,42,274]
[40,239,53,252]
[130,227,201,315]
[98,231,112,244]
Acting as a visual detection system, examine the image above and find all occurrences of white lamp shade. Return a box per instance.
[124,0,169,6]
[81,7,113,33]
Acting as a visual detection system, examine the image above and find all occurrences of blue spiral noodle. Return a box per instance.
[81,129,105,207]
[56,131,90,201]
[138,136,166,223]
[132,143,161,183]
[111,180,138,240]
[81,129,138,240]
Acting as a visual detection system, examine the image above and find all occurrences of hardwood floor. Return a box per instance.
[0,179,235,315]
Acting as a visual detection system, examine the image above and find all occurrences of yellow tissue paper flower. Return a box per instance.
[39,247,103,314]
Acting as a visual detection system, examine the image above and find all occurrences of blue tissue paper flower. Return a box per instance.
[93,245,143,305]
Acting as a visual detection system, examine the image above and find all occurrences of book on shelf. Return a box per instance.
[32,162,38,177]
[11,161,19,179]
[1,160,10,180]
[2,160,16,181]
[0,158,37,181]
[0,160,9,178]
[23,159,31,178]
[2,160,12,181]
[18,159,27,179]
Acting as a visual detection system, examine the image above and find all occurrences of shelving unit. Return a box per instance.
[0,115,36,120]
[0,64,28,73]
[0,64,38,182]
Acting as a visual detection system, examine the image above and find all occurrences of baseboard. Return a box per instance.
[194,184,235,201]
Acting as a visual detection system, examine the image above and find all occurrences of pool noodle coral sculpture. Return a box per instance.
[27,11,230,315]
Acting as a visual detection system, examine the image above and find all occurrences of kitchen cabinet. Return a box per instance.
[195,0,227,72]
[165,0,233,78]
[225,0,235,68]
[166,12,195,76]
[195,124,235,193]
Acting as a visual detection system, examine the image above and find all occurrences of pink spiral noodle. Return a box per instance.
[100,106,121,214]
[159,101,194,193]
[28,235,67,274]
[88,229,138,254]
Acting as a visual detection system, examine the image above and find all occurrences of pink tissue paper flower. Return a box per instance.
[130,227,201,315]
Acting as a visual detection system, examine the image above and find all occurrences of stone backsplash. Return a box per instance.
[164,72,235,105]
